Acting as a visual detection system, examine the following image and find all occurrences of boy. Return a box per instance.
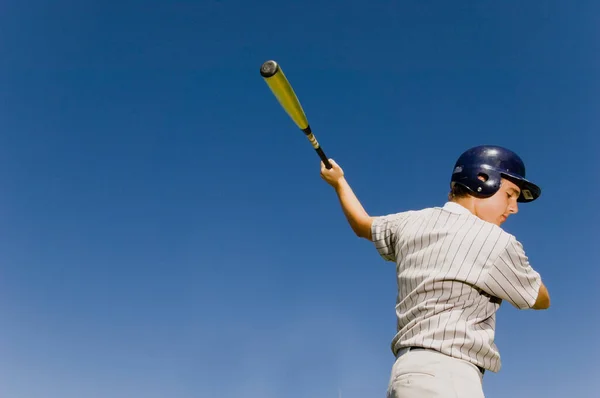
[320,145,550,398]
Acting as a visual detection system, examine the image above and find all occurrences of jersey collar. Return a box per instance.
[442,201,472,215]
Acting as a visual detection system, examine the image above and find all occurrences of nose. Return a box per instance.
[509,202,519,214]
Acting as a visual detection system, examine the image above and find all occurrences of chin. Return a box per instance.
[488,217,503,227]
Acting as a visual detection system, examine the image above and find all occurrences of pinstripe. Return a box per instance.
[432,217,476,345]
[442,221,487,344]
[494,259,529,303]
[396,215,427,315]
[370,202,542,373]
[509,240,538,292]
[404,215,429,312]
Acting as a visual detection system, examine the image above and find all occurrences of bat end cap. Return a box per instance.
[260,60,279,77]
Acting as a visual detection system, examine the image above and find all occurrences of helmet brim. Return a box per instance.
[501,172,541,203]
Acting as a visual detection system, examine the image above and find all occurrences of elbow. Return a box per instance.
[353,218,373,240]
[532,296,550,310]
[353,226,372,240]
[531,283,551,310]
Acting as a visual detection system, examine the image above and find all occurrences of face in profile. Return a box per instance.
[474,178,521,226]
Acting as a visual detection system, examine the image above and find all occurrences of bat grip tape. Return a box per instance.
[303,126,332,169]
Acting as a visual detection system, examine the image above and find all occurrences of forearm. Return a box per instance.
[334,177,373,240]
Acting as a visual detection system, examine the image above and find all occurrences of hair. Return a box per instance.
[448,183,474,201]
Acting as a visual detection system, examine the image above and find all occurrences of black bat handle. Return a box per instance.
[316,147,332,169]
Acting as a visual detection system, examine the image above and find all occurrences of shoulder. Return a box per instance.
[500,231,527,254]
[370,208,431,234]
[372,207,434,223]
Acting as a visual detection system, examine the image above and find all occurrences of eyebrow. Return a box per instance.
[508,187,521,195]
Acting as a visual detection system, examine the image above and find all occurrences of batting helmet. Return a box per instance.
[450,145,541,203]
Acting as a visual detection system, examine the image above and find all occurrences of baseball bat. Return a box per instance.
[260,60,332,169]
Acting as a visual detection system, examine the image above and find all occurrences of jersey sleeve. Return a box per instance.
[370,212,410,262]
[479,236,542,309]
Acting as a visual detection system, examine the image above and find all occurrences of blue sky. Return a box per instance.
[0,1,598,397]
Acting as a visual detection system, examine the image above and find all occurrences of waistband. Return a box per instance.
[396,346,486,375]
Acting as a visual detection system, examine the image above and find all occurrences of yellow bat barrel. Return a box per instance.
[260,60,309,131]
[260,60,332,169]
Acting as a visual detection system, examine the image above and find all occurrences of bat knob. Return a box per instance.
[260,60,280,78]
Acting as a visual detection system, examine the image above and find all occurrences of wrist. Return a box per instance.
[333,177,348,192]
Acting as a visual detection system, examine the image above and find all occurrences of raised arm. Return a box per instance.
[320,159,374,240]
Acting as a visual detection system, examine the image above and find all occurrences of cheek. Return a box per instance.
[479,198,507,218]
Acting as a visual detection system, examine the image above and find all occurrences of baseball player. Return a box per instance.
[320,145,550,398]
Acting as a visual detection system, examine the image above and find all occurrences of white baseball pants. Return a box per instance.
[386,348,485,398]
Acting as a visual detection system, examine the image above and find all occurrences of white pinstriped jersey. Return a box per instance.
[371,201,542,372]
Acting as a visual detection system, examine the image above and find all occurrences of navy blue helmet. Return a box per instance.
[450,145,541,203]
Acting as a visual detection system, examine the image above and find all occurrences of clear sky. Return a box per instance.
[0,1,598,397]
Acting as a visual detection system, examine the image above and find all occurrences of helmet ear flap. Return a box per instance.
[463,168,501,198]
[451,165,502,198]
[471,172,490,195]
[477,172,489,182]
[478,170,501,197]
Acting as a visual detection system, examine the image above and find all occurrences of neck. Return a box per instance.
[451,197,476,216]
